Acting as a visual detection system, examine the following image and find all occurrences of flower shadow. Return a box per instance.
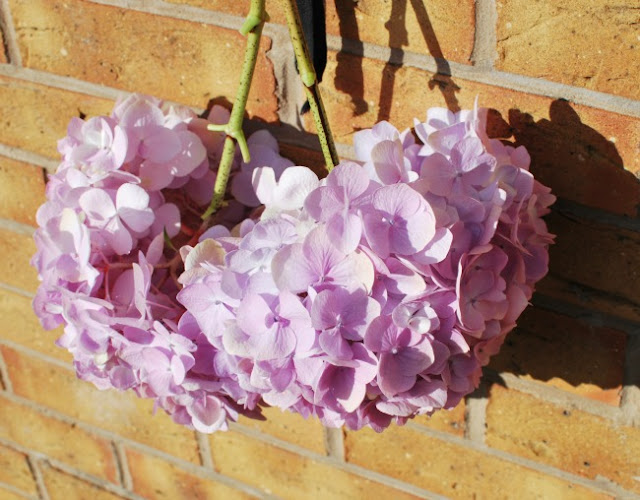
[470,100,640,402]
[333,0,460,122]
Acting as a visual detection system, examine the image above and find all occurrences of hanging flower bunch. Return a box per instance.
[31,93,294,432]
[31,0,554,434]
[177,106,555,431]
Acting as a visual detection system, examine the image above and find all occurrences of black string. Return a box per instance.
[295,0,327,113]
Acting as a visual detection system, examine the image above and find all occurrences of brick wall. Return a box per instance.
[0,0,638,498]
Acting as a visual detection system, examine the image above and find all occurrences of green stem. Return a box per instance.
[282,0,339,172]
[202,0,266,220]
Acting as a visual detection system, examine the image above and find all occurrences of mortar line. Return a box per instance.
[0,144,59,173]
[0,340,75,372]
[0,392,271,500]
[620,334,640,427]
[88,0,245,31]
[323,427,345,461]
[0,217,34,236]
[2,388,632,499]
[470,0,497,69]
[323,36,640,119]
[0,346,13,393]
[35,456,142,500]
[230,423,446,500]
[26,456,50,500]
[0,282,35,299]
[483,369,623,422]
[405,423,635,498]
[0,480,36,499]
[1,10,638,121]
[531,291,640,336]
[111,441,130,489]
[196,432,215,470]
[464,381,488,444]
[0,0,22,66]
[115,439,272,499]
[552,198,640,233]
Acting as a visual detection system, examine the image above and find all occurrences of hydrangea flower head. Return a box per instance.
[177,103,554,432]
[32,93,294,432]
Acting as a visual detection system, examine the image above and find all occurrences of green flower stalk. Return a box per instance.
[202,0,339,220]
[202,0,266,220]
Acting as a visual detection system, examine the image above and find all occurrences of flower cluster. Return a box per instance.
[31,94,293,432]
[178,106,555,431]
[33,93,554,434]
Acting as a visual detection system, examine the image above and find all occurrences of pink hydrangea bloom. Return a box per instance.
[178,103,554,432]
[32,93,292,432]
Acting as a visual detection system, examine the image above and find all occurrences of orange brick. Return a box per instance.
[496,1,640,100]
[489,308,626,405]
[40,464,123,500]
[0,444,37,495]
[1,346,200,463]
[0,287,69,363]
[166,0,476,64]
[486,385,640,493]
[9,0,278,121]
[0,227,39,293]
[325,1,475,65]
[537,274,640,325]
[0,394,118,482]
[0,30,6,65]
[236,406,326,454]
[413,399,466,437]
[314,51,640,216]
[345,425,612,499]
[210,430,422,499]
[126,448,256,500]
[0,157,46,226]
[0,75,113,159]
[546,212,640,310]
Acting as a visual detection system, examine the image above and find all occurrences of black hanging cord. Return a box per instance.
[295,0,327,112]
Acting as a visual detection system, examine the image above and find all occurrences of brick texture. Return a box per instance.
[210,430,422,499]
[313,51,640,216]
[0,0,638,498]
[0,29,6,65]
[0,444,38,495]
[0,157,46,226]
[413,399,466,437]
[168,0,476,64]
[489,308,626,405]
[0,227,39,293]
[126,448,256,500]
[547,212,640,308]
[9,0,278,121]
[344,425,611,499]
[0,288,69,362]
[486,386,640,493]
[0,394,118,482]
[0,487,33,500]
[236,405,326,454]
[537,274,640,325]
[0,75,113,159]
[496,1,640,100]
[1,346,201,463]
[40,464,123,500]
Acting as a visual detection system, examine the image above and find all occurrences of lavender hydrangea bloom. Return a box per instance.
[32,93,294,432]
[177,102,554,433]
[35,96,554,435]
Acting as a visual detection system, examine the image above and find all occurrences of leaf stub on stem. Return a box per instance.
[202,0,266,221]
